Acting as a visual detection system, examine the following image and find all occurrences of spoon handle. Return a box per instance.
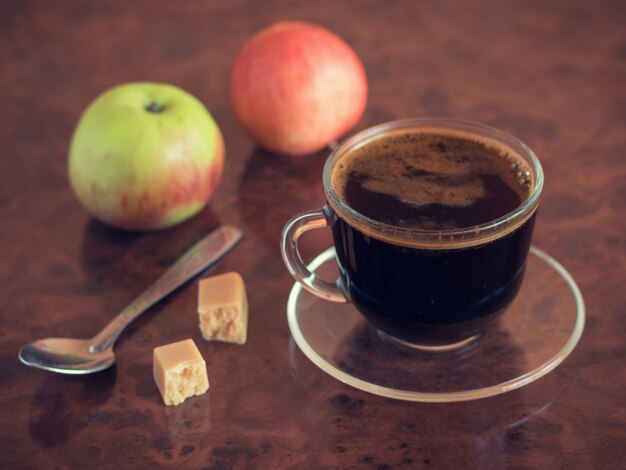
[89,225,243,353]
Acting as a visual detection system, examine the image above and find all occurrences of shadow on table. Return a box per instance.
[28,366,116,448]
[237,146,331,254]
[80,207,223,287]
[78,208,221,348]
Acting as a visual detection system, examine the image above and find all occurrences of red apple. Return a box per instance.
[68,82,224,231]
[230,21,368,156]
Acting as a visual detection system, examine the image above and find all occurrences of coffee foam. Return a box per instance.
[333,129,532,208]
[328,127,537,249]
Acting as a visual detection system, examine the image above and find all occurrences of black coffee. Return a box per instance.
[332,131,533,230]
[328,129,536,345]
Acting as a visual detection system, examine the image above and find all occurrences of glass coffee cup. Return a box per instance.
[281,118,543,351]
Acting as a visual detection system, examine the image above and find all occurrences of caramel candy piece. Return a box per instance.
[153,339,209,406]
[198,272,248,344]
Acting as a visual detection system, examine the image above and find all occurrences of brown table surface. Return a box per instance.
[2,0,625,468]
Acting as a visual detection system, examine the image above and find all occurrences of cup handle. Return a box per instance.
[281,208,347,303]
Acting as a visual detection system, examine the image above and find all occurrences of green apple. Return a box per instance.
[68,82,224,231]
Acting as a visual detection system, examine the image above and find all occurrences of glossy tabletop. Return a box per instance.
[1,0,625,468]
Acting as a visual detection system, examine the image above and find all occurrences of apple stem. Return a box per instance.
[145,102,165,113]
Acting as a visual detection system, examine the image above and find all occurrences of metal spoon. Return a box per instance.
[18,225,243,375]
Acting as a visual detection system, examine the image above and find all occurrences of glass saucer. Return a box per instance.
[287,246,585,402]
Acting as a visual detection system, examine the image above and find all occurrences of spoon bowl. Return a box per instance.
[19,338,115,374]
